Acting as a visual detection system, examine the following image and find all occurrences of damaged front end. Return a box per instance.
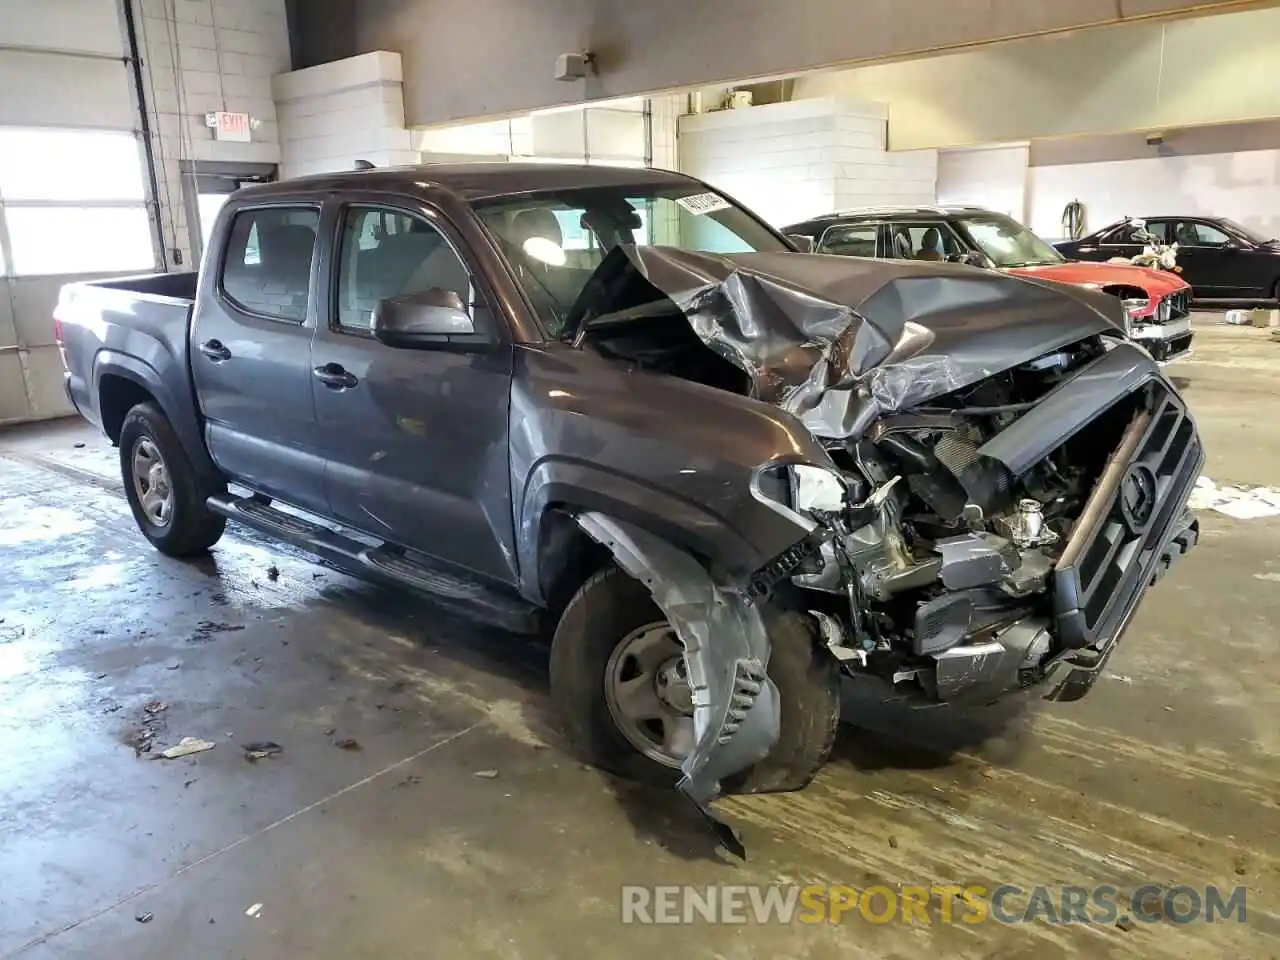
[575,512,779,855]
[569,246,1204,837]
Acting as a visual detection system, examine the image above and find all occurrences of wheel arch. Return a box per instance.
[93,350,221,483]
[516,458,766,609]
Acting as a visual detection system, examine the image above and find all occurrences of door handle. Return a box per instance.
[313,363,358,390]
[199,339,232,362]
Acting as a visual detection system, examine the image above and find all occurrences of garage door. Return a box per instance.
[0,0,157,424]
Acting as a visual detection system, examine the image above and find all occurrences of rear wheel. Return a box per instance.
[549,565,841,794]
[119,402,226,557]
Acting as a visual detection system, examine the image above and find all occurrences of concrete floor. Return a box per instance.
[1,321,1278,959]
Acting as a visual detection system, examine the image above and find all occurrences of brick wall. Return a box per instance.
[936,145,1030,222]
[135,0,291,267]
[678,98,937,228]
[273,52,418,179]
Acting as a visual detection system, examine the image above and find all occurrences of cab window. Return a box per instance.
[334,205,474,333]
[221,206,319,322]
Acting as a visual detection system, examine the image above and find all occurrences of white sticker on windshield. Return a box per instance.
[675,192,731,216]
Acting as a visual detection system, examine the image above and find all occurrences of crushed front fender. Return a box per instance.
[576,511,780,852]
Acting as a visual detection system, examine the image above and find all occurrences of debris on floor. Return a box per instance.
[334,737,361,751]
[189,620,246,643]
[473,769,499,779]
[242,741,283,761]
[127,728,155,756]
[144,700,168,715]
[135,911,153,924]
[165,658,183,670]
[1189,476,1280,519]
[245,903,264,919]
[266,565,280,581]
[159,737,217,759]
[1106,673,1133,684]
[73,441,86,448]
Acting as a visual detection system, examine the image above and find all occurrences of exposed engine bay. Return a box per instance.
[755,335,1138,706]
[570,244,1203,825]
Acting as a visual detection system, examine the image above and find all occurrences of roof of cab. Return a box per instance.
[234,162,699,203]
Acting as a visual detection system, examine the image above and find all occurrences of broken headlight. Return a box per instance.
[790,464,848,515]
[751,461,850,530]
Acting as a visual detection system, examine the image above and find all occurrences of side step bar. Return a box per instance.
[206,494,542,634]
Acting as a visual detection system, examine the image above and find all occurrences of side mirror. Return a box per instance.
[786,234,815,253]
[372,287,475,348]
[948,251,987,267]
[1222,240,1241,252]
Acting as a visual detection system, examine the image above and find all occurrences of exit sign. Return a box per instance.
[205,111,252,142]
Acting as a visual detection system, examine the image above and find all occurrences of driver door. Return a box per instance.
[309,198,518,584]
[1168,219,1250,297]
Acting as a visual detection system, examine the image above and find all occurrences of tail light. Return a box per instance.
[53,313,63,346]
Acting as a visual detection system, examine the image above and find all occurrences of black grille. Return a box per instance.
[1052,380,1203,650]
[1149,331,1193,362]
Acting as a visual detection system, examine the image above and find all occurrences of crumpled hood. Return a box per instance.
[577,246,1126,439]
[1008,260,1190,297]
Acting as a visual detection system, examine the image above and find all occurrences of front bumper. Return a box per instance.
[1044,510,1199,701]
[1131,314,1193,364]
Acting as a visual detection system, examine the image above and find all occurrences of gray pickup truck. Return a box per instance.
[57,163,1202,852]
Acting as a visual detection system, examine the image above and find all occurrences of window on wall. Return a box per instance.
[0,128,154,277]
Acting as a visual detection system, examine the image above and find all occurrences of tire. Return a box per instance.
[119,402,226,557]
[549,565,841,795]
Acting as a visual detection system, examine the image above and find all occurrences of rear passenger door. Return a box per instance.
[192,201,328,513]
[1095,222,1147,262]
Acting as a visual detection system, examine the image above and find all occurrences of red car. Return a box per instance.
[783,206,1193,362]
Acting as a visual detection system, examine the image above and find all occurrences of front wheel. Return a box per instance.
[119,402,226,557]
[549,565,841,794]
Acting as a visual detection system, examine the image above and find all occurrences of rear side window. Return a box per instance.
[221,206,320,322]
[819,224,878,257]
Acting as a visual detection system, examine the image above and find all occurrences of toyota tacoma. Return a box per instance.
[56,164,1202,852]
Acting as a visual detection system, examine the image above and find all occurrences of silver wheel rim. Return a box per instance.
[131,438,174,528]
[604,621,696,768]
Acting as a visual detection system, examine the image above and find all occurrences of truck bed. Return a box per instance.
[56,271,216,482]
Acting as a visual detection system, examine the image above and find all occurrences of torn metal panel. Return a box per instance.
[575,511,780,809]
[575,246,1126,439]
